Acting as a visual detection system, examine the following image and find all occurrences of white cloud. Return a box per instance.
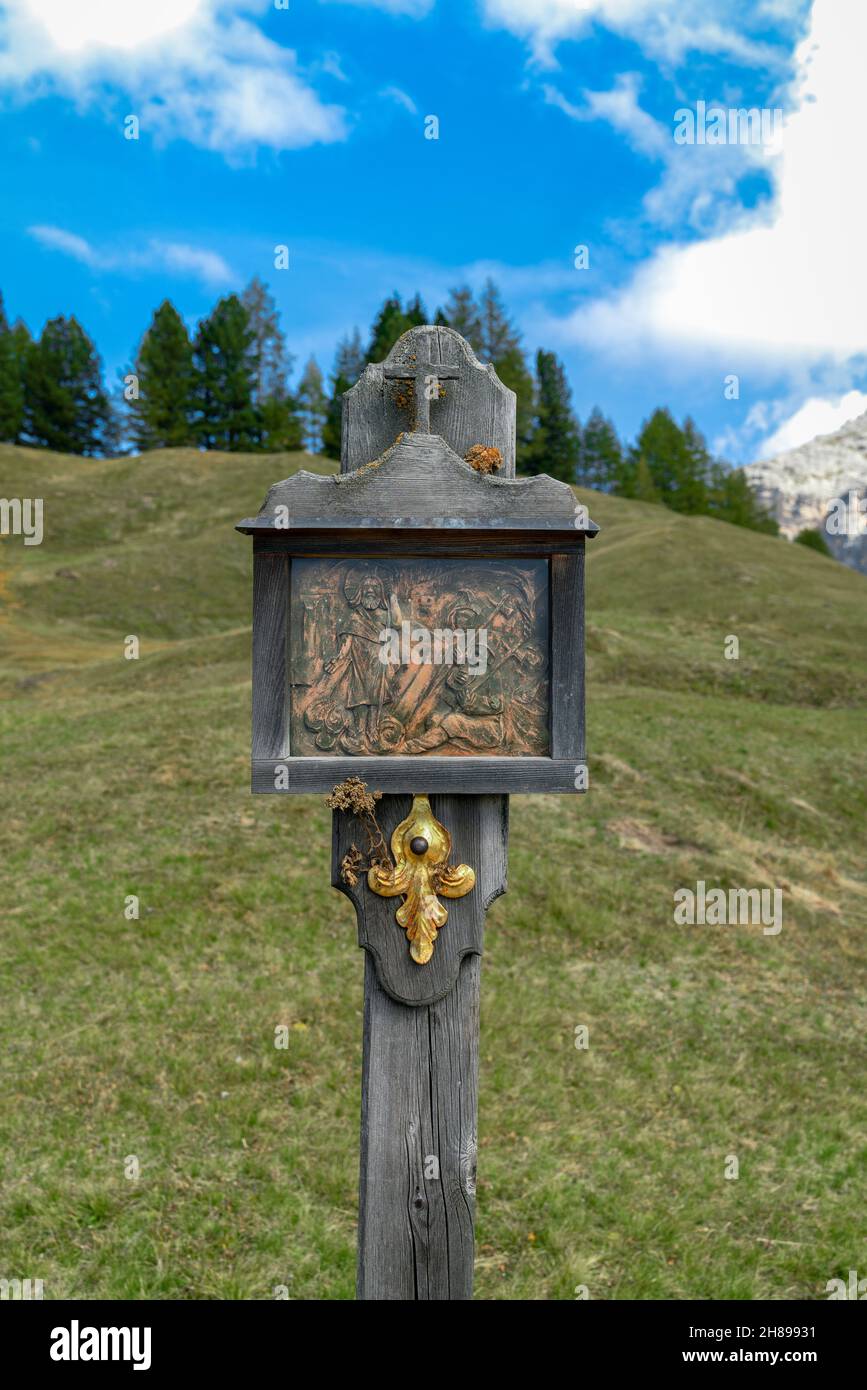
[319,51,349,82]
[380,85,418,114]
[759,390,867,456]
[481,0,792,68]
[543,70,781,233]
[540,0,867,368]
[29,224,100,266]
[28,224,234,286]
[0,1,347,156]
[544,73,668,158]
[154,243,235,286]
[22,0,203,52]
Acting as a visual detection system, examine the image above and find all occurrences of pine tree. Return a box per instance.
[296,356,328,454]
[127,301,196,451]
[23,315,112,455]
[436,286,483,352]
[322,329,365,460]
[0,293,25,443]
[580,407,622,490]
[193,295,258,451]
[524,349,582,481]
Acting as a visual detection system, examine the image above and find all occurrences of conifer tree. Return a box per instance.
[680,417,713,514]
[708,463,779,534]
[581,407,623,490]
[524,349,582,481]
[436,286,482,352]
[632,455,661,503]
[241,277,301,450]
[10,320,32,382]
[0,293,24,443]
[23,315,112,455]
[794,527,831,555]
[404,293,427,329]
[193,295,258,451]
[478,279,516,361]
[322,329,365,460]
[296,356,328,454]
[367,293,426,362]
[242,276,293,401]
[127,300,196,451]
[627,408,709,512]
[476,279,534,462]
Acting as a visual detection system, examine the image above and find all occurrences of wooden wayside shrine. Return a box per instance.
[237,324,597,1299]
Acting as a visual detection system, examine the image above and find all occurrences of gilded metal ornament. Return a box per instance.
[368,795,475,964]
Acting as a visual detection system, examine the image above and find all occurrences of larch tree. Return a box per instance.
[296,355,328,454]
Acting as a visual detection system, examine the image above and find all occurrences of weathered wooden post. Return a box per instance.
[237,325,597,1299]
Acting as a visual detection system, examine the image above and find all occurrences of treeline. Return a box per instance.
[0,277,776,535]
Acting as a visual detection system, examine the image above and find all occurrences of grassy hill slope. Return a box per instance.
[1,443,866,1300]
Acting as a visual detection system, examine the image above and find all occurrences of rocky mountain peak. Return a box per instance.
[744,411,867,573]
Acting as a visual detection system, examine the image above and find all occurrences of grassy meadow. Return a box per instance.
[1,442,866,1300]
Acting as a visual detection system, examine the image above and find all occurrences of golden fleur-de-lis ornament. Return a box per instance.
[368,795,475,964]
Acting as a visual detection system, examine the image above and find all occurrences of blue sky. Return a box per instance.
[2,0,862,462]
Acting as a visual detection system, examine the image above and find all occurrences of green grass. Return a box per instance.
[1,443,866,1300]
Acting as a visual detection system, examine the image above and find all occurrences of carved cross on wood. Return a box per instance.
[383,358,460,432]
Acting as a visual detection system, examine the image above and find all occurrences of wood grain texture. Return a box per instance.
[255,755,589,795]
[550,548,584,761]
[237,432,596,536]
[348,793,508,1300]
[251,549,287,760]
[342,325,517,478]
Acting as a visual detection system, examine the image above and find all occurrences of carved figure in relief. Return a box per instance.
[304,571,402,753]
[293,559,549,757]
[403,593,505,752]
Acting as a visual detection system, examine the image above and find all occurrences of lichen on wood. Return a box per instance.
[464,444,502,474]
